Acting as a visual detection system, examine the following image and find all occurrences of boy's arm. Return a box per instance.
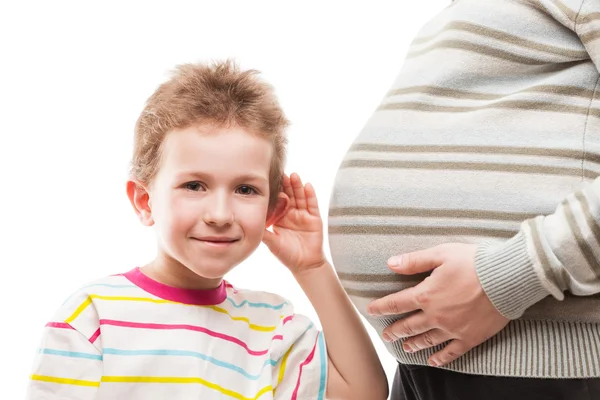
[292,262,388,400]
[263,173,388,400]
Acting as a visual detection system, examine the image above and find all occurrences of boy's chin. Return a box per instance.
[186,263,236,281]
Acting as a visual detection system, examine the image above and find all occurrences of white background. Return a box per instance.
[1,1,448,397]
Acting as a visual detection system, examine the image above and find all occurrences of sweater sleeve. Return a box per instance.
[576,0,600,72]
[532,0,600,70]
[474,0,600,320]
[476,177,600,319]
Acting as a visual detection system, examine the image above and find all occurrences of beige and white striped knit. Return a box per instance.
[328,0,600,378]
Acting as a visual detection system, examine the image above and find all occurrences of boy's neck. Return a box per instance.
[142,257,223,290]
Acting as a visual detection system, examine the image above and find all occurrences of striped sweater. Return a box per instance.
[26,268,327,399]
[328,0,600,378]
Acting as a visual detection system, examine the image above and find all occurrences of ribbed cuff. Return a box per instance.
[475,232,550,319]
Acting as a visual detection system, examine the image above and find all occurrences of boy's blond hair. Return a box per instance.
[131,60,289,208]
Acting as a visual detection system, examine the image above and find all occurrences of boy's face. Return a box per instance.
[142,124,278,285]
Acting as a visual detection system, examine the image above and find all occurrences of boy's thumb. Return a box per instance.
[262,229,279,253]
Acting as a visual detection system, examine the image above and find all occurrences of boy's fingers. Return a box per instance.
[304,183,320,216]
[282,174,295,209]
[291,173,307,210]
[261,229,280,254]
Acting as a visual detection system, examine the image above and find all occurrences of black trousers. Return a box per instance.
[391,363,600,400]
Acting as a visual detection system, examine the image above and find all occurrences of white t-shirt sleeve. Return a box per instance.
[26,291,103,400]
[270,304,327,400]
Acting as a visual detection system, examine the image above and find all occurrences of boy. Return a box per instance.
[26,61,388,399]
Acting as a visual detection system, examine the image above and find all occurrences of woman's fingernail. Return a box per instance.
[383,332,396,342]
[429,359,438,367]
[388,256,403,267]
[403,343,414,353]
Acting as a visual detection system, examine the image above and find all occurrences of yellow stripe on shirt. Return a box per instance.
[31,374,100,387]
[101,376,272,400]
[205,305,281,332]
[64,296,92,324]
[65,295,278,332]
[273,344,294,396]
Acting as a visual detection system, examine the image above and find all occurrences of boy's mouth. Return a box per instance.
[194,236,240,247]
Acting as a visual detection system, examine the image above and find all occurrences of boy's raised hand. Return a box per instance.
[262,173,326,275]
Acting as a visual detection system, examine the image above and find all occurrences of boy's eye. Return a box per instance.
[236,185,258,195]
[184,182,204,191]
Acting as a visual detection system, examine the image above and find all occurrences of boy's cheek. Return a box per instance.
[241,217,270,242]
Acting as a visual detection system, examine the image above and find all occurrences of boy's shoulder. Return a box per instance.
[42,271,136,350]
[61,270,141,302]
[52,269,141,322]
[223,281,292,312]
[224,282,319,349]
[223,282,316,335]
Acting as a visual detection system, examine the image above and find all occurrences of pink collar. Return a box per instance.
[123,267,227,305]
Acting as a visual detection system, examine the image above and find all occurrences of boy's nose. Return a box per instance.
[203,195,235,226]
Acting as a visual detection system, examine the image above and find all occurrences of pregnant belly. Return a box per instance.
[326,165,575,316]
[328,229,496,316]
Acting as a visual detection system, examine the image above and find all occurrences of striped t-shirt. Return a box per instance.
[329,0,600,378]
[26,267,327,399]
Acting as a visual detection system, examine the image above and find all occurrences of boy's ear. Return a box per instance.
[126,179,154,226]
[265,192,289,228]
